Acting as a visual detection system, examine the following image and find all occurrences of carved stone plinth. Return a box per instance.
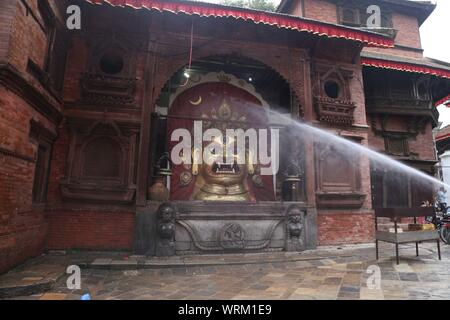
[134,202,316,256]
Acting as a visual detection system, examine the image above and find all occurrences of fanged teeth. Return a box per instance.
[215,163,236,173]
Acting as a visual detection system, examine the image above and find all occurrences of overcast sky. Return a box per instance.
[202,0,450,125]
[420,0,450,127]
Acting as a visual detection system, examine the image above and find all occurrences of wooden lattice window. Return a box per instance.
[339,7,360,26]
[385,136,409,156]
[338,5,392,28]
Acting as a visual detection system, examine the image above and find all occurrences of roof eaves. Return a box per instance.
[361,51,450,73]
[86,0,394,47]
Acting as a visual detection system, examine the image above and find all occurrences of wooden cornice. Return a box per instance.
[0,63,63,124]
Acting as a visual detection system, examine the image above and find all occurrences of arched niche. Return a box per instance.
[155,54,302,119]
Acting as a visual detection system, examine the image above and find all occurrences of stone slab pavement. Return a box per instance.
[2,242,450,300]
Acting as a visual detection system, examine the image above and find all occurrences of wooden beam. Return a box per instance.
[136,27,158,206]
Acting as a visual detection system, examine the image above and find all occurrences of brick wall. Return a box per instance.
[44,124,137,251]
[8,1,47,73]
[0,86,55,274]
[0,0,16,61]
[46,210,135,250]
[410,122,436,161]
[317,212,374,245]
[391,13,422,49]
[303,0,337,23]
[45,125,68,206]
[0,0,61,274]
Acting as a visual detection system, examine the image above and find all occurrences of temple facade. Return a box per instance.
[1,0,450,273]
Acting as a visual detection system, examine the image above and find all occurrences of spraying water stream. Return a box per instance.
[264,109,450,193]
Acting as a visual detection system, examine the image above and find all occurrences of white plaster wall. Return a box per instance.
[440,150,450,203]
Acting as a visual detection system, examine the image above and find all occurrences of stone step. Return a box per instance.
[0,266,65,299]
[87,252,355,270]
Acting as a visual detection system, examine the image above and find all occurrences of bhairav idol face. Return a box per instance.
[169,84,279,202]
[193,137,252,201]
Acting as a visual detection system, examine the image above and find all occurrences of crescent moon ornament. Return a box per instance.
[189,96,202,106]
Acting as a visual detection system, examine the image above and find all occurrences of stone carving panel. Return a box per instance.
[219,223,246,250]
[176,220,284,253]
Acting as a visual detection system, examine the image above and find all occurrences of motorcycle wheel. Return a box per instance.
[440,226,449,244]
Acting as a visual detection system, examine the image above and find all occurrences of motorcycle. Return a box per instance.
[425,203,450,244]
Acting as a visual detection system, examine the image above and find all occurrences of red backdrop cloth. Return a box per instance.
[86,0,394,48]
[168,82,275,201]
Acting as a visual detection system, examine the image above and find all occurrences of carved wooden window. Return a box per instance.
[314,65,353,102]
[381,14,392,28]
[371,167,401,209]
[415,78,430,101]
[371,165,433,209]
[324,80,341,99]
[388,73,414,99]
[80,37,137,107]
[340,7,360,27]
[60,120,138,203]
[82,137,121,179]
[99,51,125,76]
[384,171,409,208]
[384,136,409,156]
[313,64,356,125]
[316,143,360,193]
[87,39,135,78]
[338,4,392,28]
[315,137,366,208]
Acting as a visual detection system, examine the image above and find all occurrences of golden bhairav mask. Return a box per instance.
[190,100,256,201]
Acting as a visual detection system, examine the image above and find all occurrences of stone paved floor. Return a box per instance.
[5,242,450,300]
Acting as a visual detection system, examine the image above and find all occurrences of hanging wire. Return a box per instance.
[178,19,195,88]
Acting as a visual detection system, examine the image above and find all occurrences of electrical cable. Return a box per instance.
[178,19,195,88]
